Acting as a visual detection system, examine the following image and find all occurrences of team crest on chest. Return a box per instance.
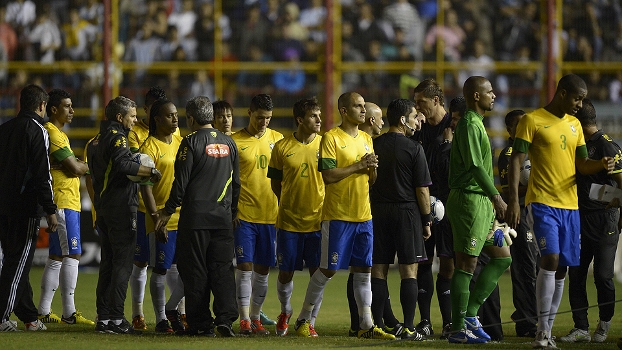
[211,131,217,138]
[270,143,275,150]
[364,143,370,152]
[526,231,534,243]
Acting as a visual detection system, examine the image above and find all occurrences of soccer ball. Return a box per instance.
[519,158,531,186]
[127,153,155,183]
[430,196,445,224]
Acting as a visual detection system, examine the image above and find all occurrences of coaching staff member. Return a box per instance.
[0,85,58,332]
[88,96,162,334]
[156,96,240,337]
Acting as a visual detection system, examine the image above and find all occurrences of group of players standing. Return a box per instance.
[0,73,618,349]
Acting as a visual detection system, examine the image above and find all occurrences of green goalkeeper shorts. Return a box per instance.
[446,189,496,256]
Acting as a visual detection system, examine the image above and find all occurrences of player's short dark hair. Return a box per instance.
[449,96,466,117]
[20,84,49,112]
[149,98,173,135]
[105,96,137,121]
[413,78,444,106]
[504,109,526,128]
[386,98,416,127]
[249,94,273,112]
[212,100,233,116]
[575,98,597,127]
[145,86,167,107]
[186,96,213,125]
[293,97,321,125]
[557,74,587,95]
[46,89,71,116]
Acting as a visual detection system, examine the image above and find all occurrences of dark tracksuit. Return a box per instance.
[87,120,141,321]
[571,130,622,329]
[0,110,57,323]
[499,140,539,336]
[164,127,240,331]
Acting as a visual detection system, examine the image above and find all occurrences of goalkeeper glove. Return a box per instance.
[487,219,517,246]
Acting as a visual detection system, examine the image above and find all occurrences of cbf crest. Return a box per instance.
[331,252,339,265]
[570,125,577,135]
[469,238,477,250]
[526,231,534,243]
[270,143,275,150]
[364,143,370,152]
[71,237,78,249]
[158,251,166,264]
[211,131,217,138]
[236,245,244,257]
[539,237,547,250]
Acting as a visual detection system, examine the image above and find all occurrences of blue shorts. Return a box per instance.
[320,220,373,270]
[134,212,178,269]
[277,229,321,271]
[49,208,82,256]
[527,203,580,266]
[234,220,277,266]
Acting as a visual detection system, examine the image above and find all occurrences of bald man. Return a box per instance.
[446,76,510,344]
[359,102,384,137]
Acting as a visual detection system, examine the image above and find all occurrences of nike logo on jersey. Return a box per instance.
[241,146,249,150]
[543,125,551,128]
[159,154,165,158]
[340,145,347,149]
[286,153,295,157]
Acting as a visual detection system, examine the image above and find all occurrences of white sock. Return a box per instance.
[130,265,147,317]
[277,280,293,314]
[297,270,330,322]
[150,272,167,323]
[166,264,179,292]
[536,269,556,332]
[250,272,269,320]
[353,272,373,330]
[60,257,79,317]
[310,296,323,326]
[39,259,62,315]
[548,278,565,331]
[177,297,186,314]
[236,270,252,320]
[165,278,185,312]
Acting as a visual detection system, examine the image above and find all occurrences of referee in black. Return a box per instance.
[370,98,432,340]
[0,85,57,332]
[88,96,162,334]
[156,96,240,337]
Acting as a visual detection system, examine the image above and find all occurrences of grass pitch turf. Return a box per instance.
[2,267,620,349]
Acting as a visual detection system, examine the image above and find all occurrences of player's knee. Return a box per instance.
[594,272,615,290]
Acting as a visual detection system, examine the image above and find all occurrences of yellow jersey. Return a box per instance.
[319,127,373,222]
[268,133,324,232]
[138,135,182,232]
[44,122,81,211]
[514,107,587,209]
[232,128,284,223]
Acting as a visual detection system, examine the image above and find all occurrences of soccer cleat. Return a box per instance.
[415,319,434,336]
[464,316,491,341]
[348,328,358,337]
[179,313,188,329]
[260,310,276,325]
[532,330,557,349]
[62,311,95,325]
[25,319,47,331]
[165,310,185,332]
[250,318,269,335]
[383,323,404,336]
[132,315,147,330]
[95,321,110,333]
[0,320,19,332]
[448,328,488,344]
[108,319,135,334]
[593,319,610,343]
[275,312,291,336]
[155,319,174,333]
[440,323,452,339]
[357,325,396,340]
[308,323,318,337]
[560,328,591,343]
[294,319,311,337]
[239,319,252,336]
[216,323,236,337]
[38,311,61,323]
[401,327,426,341]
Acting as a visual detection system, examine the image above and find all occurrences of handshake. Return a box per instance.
[486,219,517,247]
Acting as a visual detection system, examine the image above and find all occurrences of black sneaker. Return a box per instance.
[95,321,110,333]
[216,324,236,337]
[401,327,426,341]
[348,328,359,337]
[108,319,135,334]
[155,319,174,333]
[165,309,185,332]
[440,323,452,339]
[415,319,434,336]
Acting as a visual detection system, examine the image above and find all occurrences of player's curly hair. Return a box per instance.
[145,86,167,107]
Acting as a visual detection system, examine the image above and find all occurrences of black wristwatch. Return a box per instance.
[150,167,158,176]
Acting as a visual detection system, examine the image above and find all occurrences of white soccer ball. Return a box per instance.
[430,195,445,224]
[519,158,531,186]
[127,153,155,183]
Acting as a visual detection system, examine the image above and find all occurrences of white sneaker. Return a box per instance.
[0,320,19,332]
[25,319,47,331]
[560,328,591,342]
[592,320,610,343]
[532,330,557,349]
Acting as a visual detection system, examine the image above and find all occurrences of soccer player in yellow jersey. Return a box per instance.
[231,94,283,335]
[267,98,324,337]
[38,89,94,326]
[213,100,234,136]
[505,74,615,349]
[137,99,186,333]
[293,92,394,340]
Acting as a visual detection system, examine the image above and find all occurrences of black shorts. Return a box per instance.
[371,202,427,265]
[423,217,454,260]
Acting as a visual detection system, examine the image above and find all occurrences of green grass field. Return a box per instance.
[3,267,621,349]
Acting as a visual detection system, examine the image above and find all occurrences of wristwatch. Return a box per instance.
[150,167,158,176]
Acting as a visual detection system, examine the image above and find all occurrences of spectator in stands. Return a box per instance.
[299,0,326,43]
[609,72,622,103]
[0,6,18,61]
[194,1,230,61]
[424,8,466,62]
[272,48,305,95]
[493,1,539,61]
[353,3,389,56]
[5,0,36,29]
[279,2,308,43]
[237,44,272,96]
[79,0,104,28]
[238,4,270,60]
[151,7,169,39]
[62,8,98,61]
[383,0,424,60]
[189,70,215,102]
[167,0,196,40]
[124,20,163,81]
[28,11,61,64]
[161,25,197,61]
[459,39,494,84]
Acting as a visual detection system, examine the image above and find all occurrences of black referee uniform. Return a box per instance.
[571,130,622,331]
[88,120,141,324]
[163,128,240,333]
[0,110,57,325]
